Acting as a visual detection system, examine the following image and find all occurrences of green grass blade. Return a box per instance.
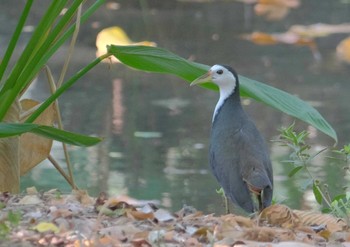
[0,0,34,83]
[32,0,106,77]
[15,0,85,94]
[108,45,338,142]
[2,1,66,92]
[0,1,67,121]
[0,123,102,147]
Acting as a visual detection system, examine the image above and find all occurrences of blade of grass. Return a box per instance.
[0,1,67,121]
[32,0,106,79]
[0,0,34,82]
[1,1,66,92]
[15,0,85,94]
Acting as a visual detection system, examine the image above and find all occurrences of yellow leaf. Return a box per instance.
[95,26,156,62]
[337,36,350,63]
[33,222,59,233]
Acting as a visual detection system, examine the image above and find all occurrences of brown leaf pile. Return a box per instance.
[0,189,349,247]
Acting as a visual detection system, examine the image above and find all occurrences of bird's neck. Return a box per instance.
[213,85,240,122]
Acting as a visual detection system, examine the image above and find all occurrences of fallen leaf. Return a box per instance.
[154,208,175,222]
[18,194,42,205]
[71,189,94,206]
[33,222,59,234]
[131,238,152,247]
[128,210,154,220]
[293,210,347,233]
[259,204,300,228]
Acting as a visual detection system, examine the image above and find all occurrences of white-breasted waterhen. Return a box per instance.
[191,65,273,213]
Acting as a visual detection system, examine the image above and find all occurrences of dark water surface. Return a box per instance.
[1,1,350,214]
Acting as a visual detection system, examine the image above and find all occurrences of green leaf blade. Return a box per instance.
[288,165,303,177]
[0,123,102,147]
[313,181,323,205]
[108,45,337,142]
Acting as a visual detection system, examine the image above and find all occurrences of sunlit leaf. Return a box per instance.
[96,26,156,63]
[336,36,350,63]
[107,45,337,142]
[32,222,59,233]
[0,123,102,146]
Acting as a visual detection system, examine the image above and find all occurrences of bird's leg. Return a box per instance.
[257,194,263,211]
[224,194,230,214]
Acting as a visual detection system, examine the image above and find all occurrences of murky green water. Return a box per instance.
[1,0,350,214]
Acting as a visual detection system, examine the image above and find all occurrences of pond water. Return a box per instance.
[1,0,350,214]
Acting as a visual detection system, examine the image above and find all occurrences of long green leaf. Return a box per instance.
[107,45,337,143]
[0,0,34,82]
[0,123,102,147]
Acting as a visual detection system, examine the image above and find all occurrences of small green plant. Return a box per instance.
[277,123,350,220]
[0,210,22,239]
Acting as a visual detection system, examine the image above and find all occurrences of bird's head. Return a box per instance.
[190,64,239,95]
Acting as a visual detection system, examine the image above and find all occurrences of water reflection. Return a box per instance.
[3,0,348,214]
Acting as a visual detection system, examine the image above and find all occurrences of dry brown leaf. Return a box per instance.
[131,238,152,247]
[128,210,154,220]
[336,36,350,63]
[259,204,300,228]
[96,26,156,63]
[0,100,21,193]
[242,226,296,242]
[293,210,347,233]
[71,189,94,206]
[20,99,56,175]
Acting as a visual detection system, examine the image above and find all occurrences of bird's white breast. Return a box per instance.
[212,83,236,122]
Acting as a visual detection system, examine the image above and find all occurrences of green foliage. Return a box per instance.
[277,123,350,219]
[0,123,102,147]
[0,210,21,239]
[107,45,338,143]
[0,0,106,146]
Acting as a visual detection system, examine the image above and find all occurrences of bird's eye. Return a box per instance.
[216,69,223,75]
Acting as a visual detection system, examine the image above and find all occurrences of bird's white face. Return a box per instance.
[209,65,237,94]
[191,64,237,95]
[191,64,238,121]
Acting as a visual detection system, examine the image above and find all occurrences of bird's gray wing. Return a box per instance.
[209,128,255,212]
[238,121,273,208]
